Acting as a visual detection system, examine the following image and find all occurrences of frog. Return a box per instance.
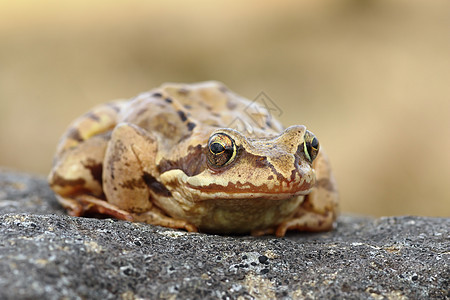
[48,81,338,236]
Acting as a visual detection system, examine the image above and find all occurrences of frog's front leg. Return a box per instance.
[102,123,198,232]
[274,150,339,237]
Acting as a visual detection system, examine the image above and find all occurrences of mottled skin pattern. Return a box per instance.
[48,81,338,236]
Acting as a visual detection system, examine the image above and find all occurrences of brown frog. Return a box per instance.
[48,81,338,236]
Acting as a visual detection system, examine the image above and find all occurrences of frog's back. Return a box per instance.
[123,81,283,140]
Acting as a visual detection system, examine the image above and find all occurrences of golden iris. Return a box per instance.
[303,130,320,162]
[207,133,237,167]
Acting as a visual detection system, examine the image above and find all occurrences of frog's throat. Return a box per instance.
[159,169,315,201]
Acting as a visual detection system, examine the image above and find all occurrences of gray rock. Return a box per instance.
[0,168,64,215]
[0,169,449,299]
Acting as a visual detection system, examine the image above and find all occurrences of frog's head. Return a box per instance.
[159,125,319,202]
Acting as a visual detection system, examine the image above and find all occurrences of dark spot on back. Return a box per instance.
[226,100,237,110]
[177,131,194,143]
[136,108,148,117]
[184,104,192,110]
[267,175,274,180]
[142,172,172,197]
[218,85,228,93]
[165,97,173,103]
[187,122,196,131]
[153,92,163,98]
[85,112,101,122]
[177,110,188,122]
[178,88,190,96]
[67,128,83,142]
[106,103,120,112]
[266,120,272,128]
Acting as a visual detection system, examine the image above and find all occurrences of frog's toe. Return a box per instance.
[56,195,84,217]
[251,227,276,237]
[184,223,199,233]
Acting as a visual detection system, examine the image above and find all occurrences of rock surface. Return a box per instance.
[0,169,449,299]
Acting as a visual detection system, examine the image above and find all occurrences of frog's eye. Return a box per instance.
[303,131,320,162]
[207,133,237,167]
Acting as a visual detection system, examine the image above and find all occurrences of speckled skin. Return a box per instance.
[48,81,338,236]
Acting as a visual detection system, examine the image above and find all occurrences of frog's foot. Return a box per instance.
[132,207,198,233]
[56,195,84,217]
[275,209,335,237]
[56,194,133,221]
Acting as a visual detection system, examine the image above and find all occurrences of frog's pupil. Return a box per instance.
[311,137,319,149]
[211,142,225,154]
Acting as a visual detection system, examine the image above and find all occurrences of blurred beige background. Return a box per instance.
[1,0,449,217]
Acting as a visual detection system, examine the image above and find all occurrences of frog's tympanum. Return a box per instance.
[48,82,338,236]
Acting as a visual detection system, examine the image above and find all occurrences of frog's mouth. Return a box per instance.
[160,169,315,201]
[185,180,314,201]
[187,180,311,198]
